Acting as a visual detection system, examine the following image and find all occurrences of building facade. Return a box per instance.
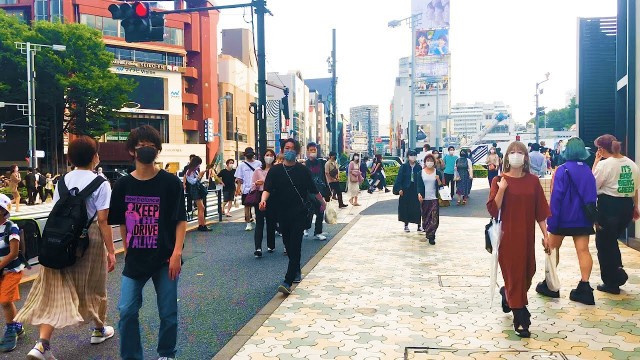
[267,71,309,148]
[449,102,513,143]
[0,0,220,172]
[349,105,379,156]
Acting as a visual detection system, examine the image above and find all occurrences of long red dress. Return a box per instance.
[487,173,550,309]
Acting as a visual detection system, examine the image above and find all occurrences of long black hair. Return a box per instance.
[186,156,203,175]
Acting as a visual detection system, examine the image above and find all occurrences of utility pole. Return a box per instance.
[535,72,550,144]
[366,108,372,156]
[331,29,338,153]
[255,0,268,157]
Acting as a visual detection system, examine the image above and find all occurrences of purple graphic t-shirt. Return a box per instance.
[108,170,187,279]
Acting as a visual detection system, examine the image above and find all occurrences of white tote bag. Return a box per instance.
[438,186,452,201]
[324,202,338,224]
[545,248,561,292]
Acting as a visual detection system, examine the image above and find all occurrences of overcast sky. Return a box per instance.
[212,0,617,132]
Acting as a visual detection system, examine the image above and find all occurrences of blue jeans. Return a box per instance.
[119,265,178,360]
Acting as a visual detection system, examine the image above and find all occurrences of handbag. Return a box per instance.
[284,165,318,220]
[244,188,262,207]
[563,167,599,223]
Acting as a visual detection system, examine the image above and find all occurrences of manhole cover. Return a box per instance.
[356,308,377,315]
[438,275,490,287]
[406,348,567,359]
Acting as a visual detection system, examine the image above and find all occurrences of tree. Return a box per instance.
[528,96,577,131]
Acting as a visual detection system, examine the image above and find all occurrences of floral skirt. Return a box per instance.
[421,199,440,238]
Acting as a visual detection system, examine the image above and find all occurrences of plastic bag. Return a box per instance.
[439,186,452,201]
[545,248,561,292]
[324,203,337,224]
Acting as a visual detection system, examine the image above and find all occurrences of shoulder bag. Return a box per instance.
[284,165,319,220]
[563,167,598,223]
[484,176,502,254]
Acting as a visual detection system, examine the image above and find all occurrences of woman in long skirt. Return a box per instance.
[393,150,422,232]
[418,154,443,244]
[348,154,363,206]
[454,149,473,205]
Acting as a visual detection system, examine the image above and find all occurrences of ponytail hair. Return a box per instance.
[594,134,622,155]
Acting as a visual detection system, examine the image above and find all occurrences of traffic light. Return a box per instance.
[326,112,331,131]
[109,2,165,43]
[281,95,290,120]
[0,128,5,143]
[537,106,546,117]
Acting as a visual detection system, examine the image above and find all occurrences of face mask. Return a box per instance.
[264,156,275,165]
[136,146,157,164]
[227,163,234,169]
[490,150,495,153]
[284,150,297,162]
[508,153,525,168]
[308,152,317,159]
[353,156,359,161]
[409,156,417,162]
[449,151,454,155]
[425,161,435,168]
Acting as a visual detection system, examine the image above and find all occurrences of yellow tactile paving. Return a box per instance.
[232,202,640,360]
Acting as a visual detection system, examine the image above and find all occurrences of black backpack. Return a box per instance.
[39,175,105,269]
[2,221,31,270]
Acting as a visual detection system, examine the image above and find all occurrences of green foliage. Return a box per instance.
[528,96,577,131]
[0,11,135,137]
[473,164,488,178]
[338,166,400,190]
[0,187,28,202]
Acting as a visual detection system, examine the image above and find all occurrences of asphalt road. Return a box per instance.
[1,217,346,360]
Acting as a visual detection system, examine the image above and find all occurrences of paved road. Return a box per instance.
[1,217,346,360]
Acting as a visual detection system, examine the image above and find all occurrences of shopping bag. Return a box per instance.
[324,202,338,224]
[545,249,561,292]
[439,186,452,201]
[486,210,502,308]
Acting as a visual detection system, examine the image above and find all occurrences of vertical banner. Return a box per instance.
[266,100,281,153]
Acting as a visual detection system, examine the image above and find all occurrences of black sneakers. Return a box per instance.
[535,280,560,298]
[596,283,621,295]
[197,225,212,232]
[570,281,595,305]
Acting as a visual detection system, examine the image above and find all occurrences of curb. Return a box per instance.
[211,215,362,360]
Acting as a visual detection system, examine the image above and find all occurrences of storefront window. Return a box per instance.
[102,17,118,37]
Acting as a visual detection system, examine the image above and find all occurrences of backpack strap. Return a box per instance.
[76,176,107,224]
[4,220,12,246]
[56,174,70,200]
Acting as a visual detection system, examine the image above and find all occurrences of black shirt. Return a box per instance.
[217,168,236,192]
[108,170,187,279]
[264,163,319,222]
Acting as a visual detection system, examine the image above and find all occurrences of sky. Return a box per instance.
[209,0,617,133]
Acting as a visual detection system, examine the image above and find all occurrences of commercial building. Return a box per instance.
[306,77,336,153]
[219,28,258,162]
[0,0,220,173]
[449,102,512,143]
[349,105,379,156]
[309,91,329,155]
[267,71,309,148]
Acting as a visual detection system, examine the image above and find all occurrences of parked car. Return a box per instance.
[102,169,128,185]
[382,156,403,166]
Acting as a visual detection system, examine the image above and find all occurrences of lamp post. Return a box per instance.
[389,13,421,153]
[217,95,232,170]
[15,42,66,169]
[535,72,550,144]
[365,108,372,156]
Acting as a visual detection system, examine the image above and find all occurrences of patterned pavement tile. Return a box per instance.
[231,190,640,360]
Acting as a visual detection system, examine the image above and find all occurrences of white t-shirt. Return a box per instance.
[421,170,438,200]
[53,170,112,219]
[235,160,262,194]
[593,157,640,198]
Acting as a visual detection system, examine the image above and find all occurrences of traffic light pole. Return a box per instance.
[331,29,337,154]
[255,0,268,158]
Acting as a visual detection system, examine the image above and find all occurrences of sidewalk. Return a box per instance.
[229,188,640,359]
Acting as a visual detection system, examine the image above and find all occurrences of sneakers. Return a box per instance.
[339,204,348,208]
[597,283,621,295]
[27,341,56,360]
[254,249,262,258]
[417,226,423,232]
[535,280,560,298]
[0,322,23,352]
[404,226,410,232]
[278,282,292,295]
[276,231,282,237]
[314,234,327,241]
[90,326,115,344]
[197,225,212,232]
[303,230,309,237]
[428,237,436,245]
[267,247,275,253]
[570,281,595,305]
[245,223,252,231]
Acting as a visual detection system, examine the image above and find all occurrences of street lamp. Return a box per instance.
[389,13,421,153]
[15,42,66,169]
[365,108,372,156]
[535,72,550,144]
[217,95,232,170]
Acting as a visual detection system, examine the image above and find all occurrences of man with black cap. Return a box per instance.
[235,147,262,231]
[325,151,347,208]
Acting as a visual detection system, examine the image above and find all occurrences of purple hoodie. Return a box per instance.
[547,161,598,233]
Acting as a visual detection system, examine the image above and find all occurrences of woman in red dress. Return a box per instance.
[487,141,550,338]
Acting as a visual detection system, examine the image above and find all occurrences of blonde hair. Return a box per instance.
[502,141,530,173]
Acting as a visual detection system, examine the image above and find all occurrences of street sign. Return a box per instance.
[204,118,214,142]
[35,150,45,158]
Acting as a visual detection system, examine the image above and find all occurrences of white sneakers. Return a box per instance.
[245,222,255,231]
[314,234,327,241]
[27,342,56,360]
[91,325,115,344]
[303,230,309,237]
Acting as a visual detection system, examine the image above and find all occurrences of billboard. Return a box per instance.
[412,0,450,30]
[415,29,449,57]
[415,56,449,78]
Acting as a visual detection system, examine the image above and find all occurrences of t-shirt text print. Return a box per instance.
[125,195,160,249]
[618,165,635,195]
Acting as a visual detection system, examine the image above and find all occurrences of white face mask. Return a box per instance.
[353,156,359,161]
[409,156,417,162]
[425,161,435,168]
[264,156,275,165]
[449,150,454,155]
[308,152,317,159]
[508,153,525,168]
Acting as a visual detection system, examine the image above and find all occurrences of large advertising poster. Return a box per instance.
[415,29,449,57]
[412,0,450,29]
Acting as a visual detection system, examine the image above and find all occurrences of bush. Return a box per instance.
[0,187,28,203]
[339,166,401,191]
[473,164,488,178]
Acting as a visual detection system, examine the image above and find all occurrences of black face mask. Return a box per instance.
[136,146,157,164]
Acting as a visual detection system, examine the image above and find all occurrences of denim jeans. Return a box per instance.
[119,265,178,360]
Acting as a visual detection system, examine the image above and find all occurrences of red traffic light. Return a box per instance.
[134,2,149,17]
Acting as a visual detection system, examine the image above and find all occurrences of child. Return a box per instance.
[0,194,25,352]
[108,125,187,360]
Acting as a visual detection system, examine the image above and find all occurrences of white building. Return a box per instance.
[350,105,379,155]
[449,102,512,144]
[267,71,309,147]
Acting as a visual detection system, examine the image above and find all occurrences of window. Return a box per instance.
[0,0,18,4]
[107,46,183,67]
[225,93,234,141]
[102,17,118,37]
[50,0,62,22]
[164,28,184,46]
[34,0,48,21]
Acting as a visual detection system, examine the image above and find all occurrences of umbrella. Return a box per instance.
[488,210,502,307]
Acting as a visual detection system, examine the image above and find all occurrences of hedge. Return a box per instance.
[0,187,28,203]
[473,165,488,178]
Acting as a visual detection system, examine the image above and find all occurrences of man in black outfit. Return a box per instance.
[36,168,46,203]
[24,168,37,205]
[183,154,196,213]
[259,138,326,295]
